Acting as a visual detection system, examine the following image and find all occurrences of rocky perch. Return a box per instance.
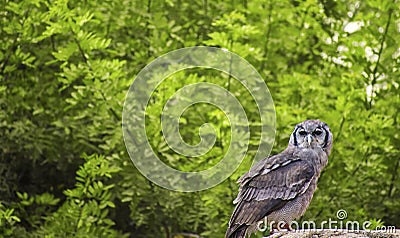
[267,229,400,238]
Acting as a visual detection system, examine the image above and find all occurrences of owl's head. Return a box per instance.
[289,120,333,155]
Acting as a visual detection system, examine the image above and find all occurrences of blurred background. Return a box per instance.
[1,0,399,237]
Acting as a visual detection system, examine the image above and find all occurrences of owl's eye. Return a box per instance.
[313,129,323,136]
[298,130,307,136]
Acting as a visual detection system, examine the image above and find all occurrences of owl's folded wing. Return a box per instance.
[226,158,315,237]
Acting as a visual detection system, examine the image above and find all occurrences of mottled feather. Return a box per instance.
[226,152,315,237]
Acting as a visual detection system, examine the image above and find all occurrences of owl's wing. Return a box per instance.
[226,152,315,237]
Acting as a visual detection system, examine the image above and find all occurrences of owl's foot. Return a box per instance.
[282,223,294,231]
[270,223,293,233]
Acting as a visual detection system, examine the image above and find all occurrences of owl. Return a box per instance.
[225,120,333,238]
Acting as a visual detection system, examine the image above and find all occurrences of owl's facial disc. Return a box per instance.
[289,119,332,155]
[295,126,327,148]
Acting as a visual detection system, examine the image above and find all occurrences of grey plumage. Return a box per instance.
[226,120,333,238]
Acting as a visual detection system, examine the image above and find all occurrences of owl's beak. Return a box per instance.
[306,135,313,146]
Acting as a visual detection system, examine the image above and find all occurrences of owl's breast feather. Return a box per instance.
[295,148,328,170]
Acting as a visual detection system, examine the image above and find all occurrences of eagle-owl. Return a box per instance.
[226,120,333,238]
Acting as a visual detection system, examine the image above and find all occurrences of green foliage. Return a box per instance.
[0,154,123,237]
[0,202,21,237]
[34,153,125,237]
[1,0,399,237]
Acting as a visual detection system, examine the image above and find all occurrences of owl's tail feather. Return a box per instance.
[225,224,248,238]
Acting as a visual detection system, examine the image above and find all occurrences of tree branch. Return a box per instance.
[368,7,393,109]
